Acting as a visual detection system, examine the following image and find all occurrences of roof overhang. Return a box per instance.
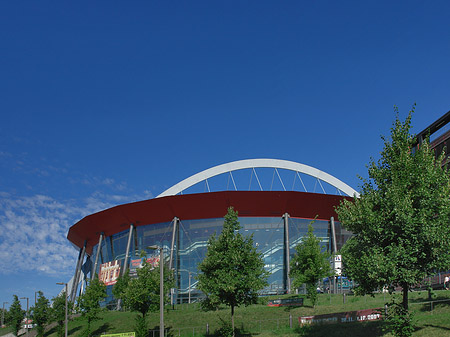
[67,190,352,255]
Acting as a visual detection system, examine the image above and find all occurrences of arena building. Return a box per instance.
[66,159,358,306]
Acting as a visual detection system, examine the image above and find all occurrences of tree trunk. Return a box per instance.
[402,282,409,311]
[231,305,235,337]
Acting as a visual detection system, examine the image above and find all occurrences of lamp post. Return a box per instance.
[147,245,164,337]
[188,272,191,304]
[188,272,197,304]
[19,297,29,337]
[56,282,68,337]
[1,302,8,328]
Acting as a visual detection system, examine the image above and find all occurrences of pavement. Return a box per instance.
[2,333,15,337]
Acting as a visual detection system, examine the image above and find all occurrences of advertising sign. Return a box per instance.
[145,255,160,268]
[129,255,160,278]
[299,308,382,326]
[99,260,121,285]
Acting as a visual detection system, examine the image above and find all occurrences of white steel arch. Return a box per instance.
[157,159,359,198]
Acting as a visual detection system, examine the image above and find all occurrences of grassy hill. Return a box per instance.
[4,290,450,337]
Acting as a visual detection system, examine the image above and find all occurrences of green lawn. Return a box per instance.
[4,290,450,337]
[0,326,12,336]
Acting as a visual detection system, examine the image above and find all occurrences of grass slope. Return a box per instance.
[5,290,450,337]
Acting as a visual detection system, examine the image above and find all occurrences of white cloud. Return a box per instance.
[0,194,78,276]
[0,191,149,277]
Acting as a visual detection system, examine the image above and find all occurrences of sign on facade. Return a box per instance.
[99,260,121,285]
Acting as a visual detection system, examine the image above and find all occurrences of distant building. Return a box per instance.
[414,110,450,166]
[66,158,359,307]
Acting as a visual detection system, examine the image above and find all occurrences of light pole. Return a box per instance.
[34,291,39,306]
[147,245,164,337]
[56,282,68,337]
[19,297,29,337]
[1,302,8,328]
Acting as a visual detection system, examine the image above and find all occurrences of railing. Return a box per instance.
[409,297,450,312]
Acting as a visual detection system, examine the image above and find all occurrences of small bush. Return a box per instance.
[385,302,415,337]
[214,321,234,337]
[134,315,148,337]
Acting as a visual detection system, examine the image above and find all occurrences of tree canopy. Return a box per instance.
[198,207,268,336]
[120,260,173,319]
[9,295,24,337]
[78,278,107,337]
[116,257,174,337]
[336,106,450,335]
[31,291,50,337]
[290,223,332,306]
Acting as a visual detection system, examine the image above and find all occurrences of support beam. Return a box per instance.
[330,217,337,254]
[330,217,338,294]
[92,233,104,280]
[70,241,86,303]
[169,217,179,270]
[283,213,291,294]
[122,224,134,275]
[117,224,134,311]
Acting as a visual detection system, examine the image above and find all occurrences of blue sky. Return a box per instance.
[1,0,450,308]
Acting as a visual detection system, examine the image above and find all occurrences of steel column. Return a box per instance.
[91,233,104,280]
[330,217,337,253]
[122,224,134,275]
[330,217,338,294]
[70,241,86,303]
[169,217,179,270]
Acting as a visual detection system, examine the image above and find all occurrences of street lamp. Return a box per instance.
[56,282,68,337]
[147,245,164,337]
[19,297,29,337]
[1,302,8,328]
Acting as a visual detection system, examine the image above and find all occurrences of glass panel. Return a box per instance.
[240,217,284,294]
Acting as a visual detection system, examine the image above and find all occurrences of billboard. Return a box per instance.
[99,260,121,285]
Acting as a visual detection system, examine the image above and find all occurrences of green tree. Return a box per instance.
[121,259,174,337]
[9,295,24,337]
[31,291,50,337]
[51,292,73,337]
[112,270,130,308]
[78,278,107,337]
[336,106,450,336]
[198,207,268,336]
[290,223,332,307]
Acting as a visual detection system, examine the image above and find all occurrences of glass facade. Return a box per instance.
[92,216,352,305]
